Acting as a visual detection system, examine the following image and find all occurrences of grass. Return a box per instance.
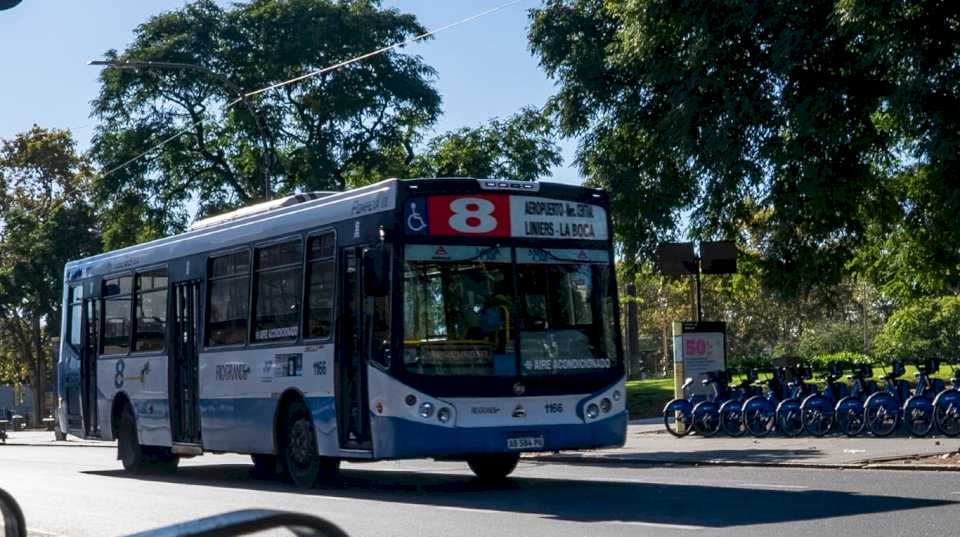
[625,364,960,419]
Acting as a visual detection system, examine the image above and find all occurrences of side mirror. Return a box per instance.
[362,248,389,297]
[0,488,26,537]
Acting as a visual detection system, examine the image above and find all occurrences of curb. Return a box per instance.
[532,453,960,472]
[1,442,113,449]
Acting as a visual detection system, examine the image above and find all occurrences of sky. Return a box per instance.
[0,0,582,185]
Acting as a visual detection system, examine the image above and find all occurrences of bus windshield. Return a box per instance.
[402,245,616,376]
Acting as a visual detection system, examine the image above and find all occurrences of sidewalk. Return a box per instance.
[1,430,113,448]
[534,423,960,471]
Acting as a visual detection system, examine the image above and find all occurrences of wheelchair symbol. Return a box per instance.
[406,202,427,232]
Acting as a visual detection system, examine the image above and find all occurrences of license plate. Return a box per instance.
[506,435,544,450]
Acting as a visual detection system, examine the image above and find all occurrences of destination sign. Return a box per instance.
[404,195,608,240]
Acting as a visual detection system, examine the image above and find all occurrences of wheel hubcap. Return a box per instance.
[288,418,315,468]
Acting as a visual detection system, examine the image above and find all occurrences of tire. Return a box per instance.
[280,400,338,488]
[834,396,865,437]
[691,401,721,437]
[719,400,746,437]
[864,392,900,437]
[742,396,775,437]
[251,453,278,475]
[903,396,935,437]
[934,389,960,437]
[800,394,834,437]
[117,404,178,473]
[467,453,520,482]
[662,399,693,437]
[776,399,803,437]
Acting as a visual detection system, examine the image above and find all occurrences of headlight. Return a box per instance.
[612,390,622,402]
[419,402,434,418]
[586,403,600,419]
[600,398,612,413]
[437,407,451,423]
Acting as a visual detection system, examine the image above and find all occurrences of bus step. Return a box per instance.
[171,443,203,456]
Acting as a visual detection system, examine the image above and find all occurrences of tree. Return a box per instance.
[528,0,960,302]
[874,296,960,360]
[91,0,441,239]
[0,127,101,424]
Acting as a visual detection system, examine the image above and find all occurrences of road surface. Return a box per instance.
[0,443,956,536]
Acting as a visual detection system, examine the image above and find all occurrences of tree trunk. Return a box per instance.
[31,316,44,427]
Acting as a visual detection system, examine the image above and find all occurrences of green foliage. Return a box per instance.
[528,0,960,301]
[810,351,874,372]
[796,322,865,360]
[91,0,442,235]
[874,296,960,360]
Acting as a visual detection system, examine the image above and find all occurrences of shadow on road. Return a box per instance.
[83,463,954,528]
[545,448,825,467]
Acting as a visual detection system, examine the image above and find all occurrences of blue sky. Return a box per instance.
[0,0,581,184]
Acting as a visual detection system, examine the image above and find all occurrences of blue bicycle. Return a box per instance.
[719,369,761,437]
[691,371,734,437]
[834,363,878,436]
[776,364,816,437]
[742,367,788,437]
[933,358,960,437]
[662,375,708,437]
[903,358,945,437]
[864,360,911,437]
[800,363,849,436]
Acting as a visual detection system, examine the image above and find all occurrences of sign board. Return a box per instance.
[404,195,608,240]
[673,321,726,397]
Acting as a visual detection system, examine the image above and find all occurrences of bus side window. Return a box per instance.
[207,250,250,346]
[304,232,335,339]
[134,269,168,352]
[252,240,302,342]
[67,285,83,349]
[102,275,133,355]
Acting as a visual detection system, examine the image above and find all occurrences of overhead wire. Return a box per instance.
[98,0,528,182]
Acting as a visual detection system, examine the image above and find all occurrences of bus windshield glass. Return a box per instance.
[402,245,616,376]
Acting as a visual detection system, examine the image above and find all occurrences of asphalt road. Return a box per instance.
[1,444,958,537]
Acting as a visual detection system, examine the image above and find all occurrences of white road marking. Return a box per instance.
[28,528,64,537]
[737,483,809,490]
[609,521,705,530]
[434,506,507,515]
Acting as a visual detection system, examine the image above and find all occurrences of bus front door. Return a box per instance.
[80,298,99,437]
[337,247,371,450]
[170,280,201,444]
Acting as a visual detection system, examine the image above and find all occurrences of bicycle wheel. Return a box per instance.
[719,400,746,437]
[834,396,865,437]
[801,394,834,437]
[933,389,960,437]
[742,396,776,437]
[692,401,722,437]
[663,399,694,437]
[864,392,900,437]
[776,399,804,437]
[903,396,935,437]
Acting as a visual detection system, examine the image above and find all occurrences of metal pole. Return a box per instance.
[695,260,703,322]
[89,59,273,200]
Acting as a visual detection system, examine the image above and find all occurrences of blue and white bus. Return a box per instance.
[57,178,626,485]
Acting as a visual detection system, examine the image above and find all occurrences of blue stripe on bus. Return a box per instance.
[370,410,627,459]
[198,395,336,454]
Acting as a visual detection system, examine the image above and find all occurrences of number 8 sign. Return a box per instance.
[426,195,510,237]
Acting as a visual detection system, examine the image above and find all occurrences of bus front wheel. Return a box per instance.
[467,453,520,482]
[280,400,339,488]
[117,404,178,474]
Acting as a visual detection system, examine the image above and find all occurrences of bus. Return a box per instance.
[57,178,626,485]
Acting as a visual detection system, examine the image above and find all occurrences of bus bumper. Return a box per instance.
[370,411,627,459]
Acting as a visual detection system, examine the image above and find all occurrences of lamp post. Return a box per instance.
[89,59,273,200]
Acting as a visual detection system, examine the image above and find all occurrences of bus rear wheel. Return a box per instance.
[117,404,178,474]
[467,453,520,482]
[280,400,339,488]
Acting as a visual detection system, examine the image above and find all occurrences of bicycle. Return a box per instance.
[742,367,788,437]
[864,360,910,437]
[719,369,761,437]
[776,364,816,437]
[662,375,709,437]
[933,358,960,437]
[800,363,849,436]
[833,363,878,436]
[690,370,734,437]
[903,358,944,437]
